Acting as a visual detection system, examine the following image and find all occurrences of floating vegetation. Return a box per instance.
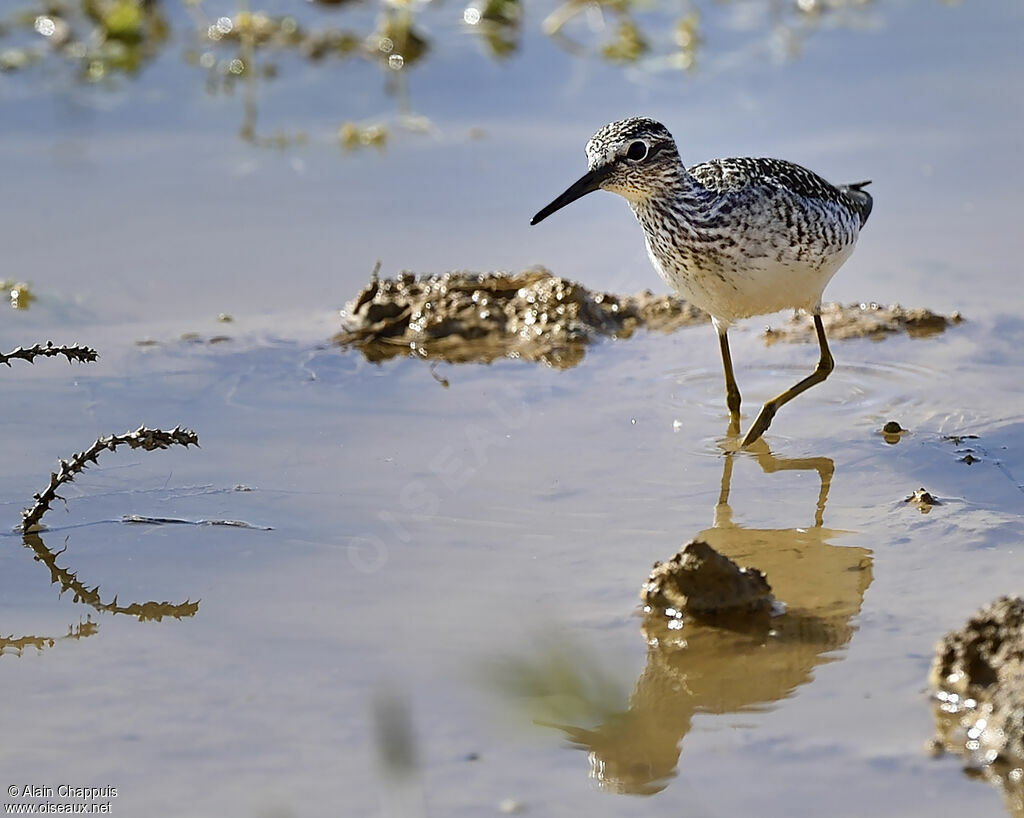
[943,433,979,446]
[905,487,941,513]
[2,280,36,310]
[0,0,170,81]
[0,0,894,144]
[2,332,234,655]
[339,121,388,151]
[941,433,985,467]
[1,618,98,658]
[19,533,200,623]
[880,420,909,444]
[668,12,700,70]
[122,514,272,529]
[462,0,521,59]
[134,333,233,346]
[21,426,200,533]
[599,19,648,63]
[185,9,360,80]
[1,341,97,367]
[369,9,428,70]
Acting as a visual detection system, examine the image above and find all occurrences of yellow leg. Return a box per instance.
[717,328,742,421]
[741,313,834,448]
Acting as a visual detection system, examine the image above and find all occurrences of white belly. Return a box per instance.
[646,239,855,327]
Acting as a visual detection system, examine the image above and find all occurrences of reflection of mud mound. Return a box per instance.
[764,301,963,343]
[335,267,707,368]
[930,596,1024,817]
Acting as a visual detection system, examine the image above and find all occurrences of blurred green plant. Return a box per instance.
[480,630,630,730]
[21,425,200,532]
[1,280,36,310]
[600,19,647,62]
[0,0,895,143]
[182,1,429,144]
[0,0,169,80]
[462,0,522,59]
[338,121,387,151]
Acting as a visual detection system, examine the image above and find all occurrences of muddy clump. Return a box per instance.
[930,596,1024,816]
[337,268,964,368]
[764,301,962,343]
[881,420,909,444]
[335,267,707,368]
[640,540,774,627]
[905,488,941,513]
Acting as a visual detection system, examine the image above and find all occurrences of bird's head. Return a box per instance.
[531,117,680,225]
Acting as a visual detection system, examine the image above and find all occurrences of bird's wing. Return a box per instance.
[690,158,872,227]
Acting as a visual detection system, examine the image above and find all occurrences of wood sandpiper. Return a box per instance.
[531,116,872,447]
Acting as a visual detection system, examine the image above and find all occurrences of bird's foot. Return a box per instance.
[740,403,777,448]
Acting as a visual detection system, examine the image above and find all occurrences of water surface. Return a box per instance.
[2,1,1024,816]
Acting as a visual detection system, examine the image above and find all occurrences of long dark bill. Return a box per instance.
[530,164,613,225]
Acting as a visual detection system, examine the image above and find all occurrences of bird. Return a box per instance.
[530,116,872,447]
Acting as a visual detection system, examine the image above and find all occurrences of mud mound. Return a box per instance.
[335,267,707,368]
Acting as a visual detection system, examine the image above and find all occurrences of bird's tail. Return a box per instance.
[841,180,873,228]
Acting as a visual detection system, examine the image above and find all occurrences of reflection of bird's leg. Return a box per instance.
[749,438,834,528]
[741,314,834,448]
[713,450,736,529]
[717,326,742,425]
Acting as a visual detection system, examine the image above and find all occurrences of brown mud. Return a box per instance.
[336,268,964,368]
[905,488,942,513]
[335,267,707,368]
[640,539,775,624]
[764,300,963,343]
[930,597,1024,817]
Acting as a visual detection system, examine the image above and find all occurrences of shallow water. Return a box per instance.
[2,1,1024,816]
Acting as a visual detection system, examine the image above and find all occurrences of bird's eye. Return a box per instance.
[626,141,648,161]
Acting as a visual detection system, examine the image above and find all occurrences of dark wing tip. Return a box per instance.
[841,180,873,228]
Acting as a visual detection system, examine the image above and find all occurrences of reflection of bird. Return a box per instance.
[516,441,872,797]
[531,117,873,446]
